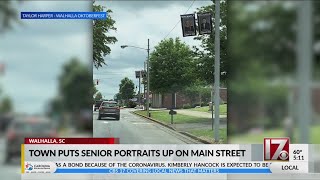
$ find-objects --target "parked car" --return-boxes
[98,101,120,120]
[0,113,13,132]
[5,116,57,163]
[94,100,103,111]
[79,109,92,131]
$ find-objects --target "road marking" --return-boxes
[132,122,152,125]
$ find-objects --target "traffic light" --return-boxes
[96,79,99,85]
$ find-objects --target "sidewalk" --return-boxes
[175,109,227,119]
[133,109,227,143]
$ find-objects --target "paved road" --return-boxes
[0,136,21,180]
[93,108,200,144]
[0,109,199,180]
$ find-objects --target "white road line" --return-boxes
[132,122,152,125]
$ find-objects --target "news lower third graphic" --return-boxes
[264,138,290,161]
[20,12,107,20]
[20,138,312,175]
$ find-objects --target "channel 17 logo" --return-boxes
[264,138,290,161]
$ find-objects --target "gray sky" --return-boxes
[93,0,213,99]
[0,0,213,114]
[0,1,91,114]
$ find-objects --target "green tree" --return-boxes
[94,92,103,101]
[182,82,211,107]
[114,93,121,101]
[150,37,195,94]
[92,80,98,103]
[0,96,13,113]
[0,1,20,32]
[93,80,98,97]
[46,96,63,117]
[58,58,92,113]
[194,0,227,85]
[118,77,135,104]
[93,2,118,68]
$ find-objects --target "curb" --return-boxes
[179,132,212,144]
[131,111,176,131]
[131,111,213,144]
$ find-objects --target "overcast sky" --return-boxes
[0,1,91,114]
[0,0,213,114]
[93,0,213,99]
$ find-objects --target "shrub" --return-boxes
[128,101,137,108]
[182,103,192,109]
[201,102,208,106]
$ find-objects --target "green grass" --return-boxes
[189,104,227,115]
[230,125,320,144]
[189,128,227,143]
[135,110,211,124]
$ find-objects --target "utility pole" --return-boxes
[213,0,220,143]
[147,39,150,117]
[297,0,312,144]
[143,61,146,110]
[138,71,141,106]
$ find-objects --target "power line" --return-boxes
[162,0,196,40]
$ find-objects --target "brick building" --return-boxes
[152,88,227,109]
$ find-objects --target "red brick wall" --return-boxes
[313,88,320,114]
[159,88,228,109]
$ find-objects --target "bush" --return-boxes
[192,103,200,108]
[128,101,137,108]
[201,102,208,106]
[183,103,192,109]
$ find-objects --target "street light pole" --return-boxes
[297,0,312,144]
[120,41,150,116]
[147,39,150,117]
[138,73,141,106]
[214,0,220,143]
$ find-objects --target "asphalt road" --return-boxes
[93,108,200,144]
[0,136,21,180]
[0,109,200,180]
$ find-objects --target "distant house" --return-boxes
[151,88,227,109]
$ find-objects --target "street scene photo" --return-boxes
[92,0,227,144]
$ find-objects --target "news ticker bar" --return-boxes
[21,138,320,174]
[21,12,107,19]
[23,161,310,174]
[53,168,272,174]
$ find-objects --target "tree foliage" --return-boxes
[0,96,13,113]
[94,92,103,101]
[0,1,20,32]
[118,77,135,103]
[193,0,227,85]
[93,2,118,68]
[150,38,195,93]
[226,1,318,134]
[58,58,92,113]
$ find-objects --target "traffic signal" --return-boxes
[96,79,99,85]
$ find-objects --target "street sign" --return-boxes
[180,14,197,37]
[198,12,213,35]
[135,71,141,78]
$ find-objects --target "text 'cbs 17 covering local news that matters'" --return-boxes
[21,138,313,175]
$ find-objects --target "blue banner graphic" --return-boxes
[54,168,272,174]
[21,12,107,20]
